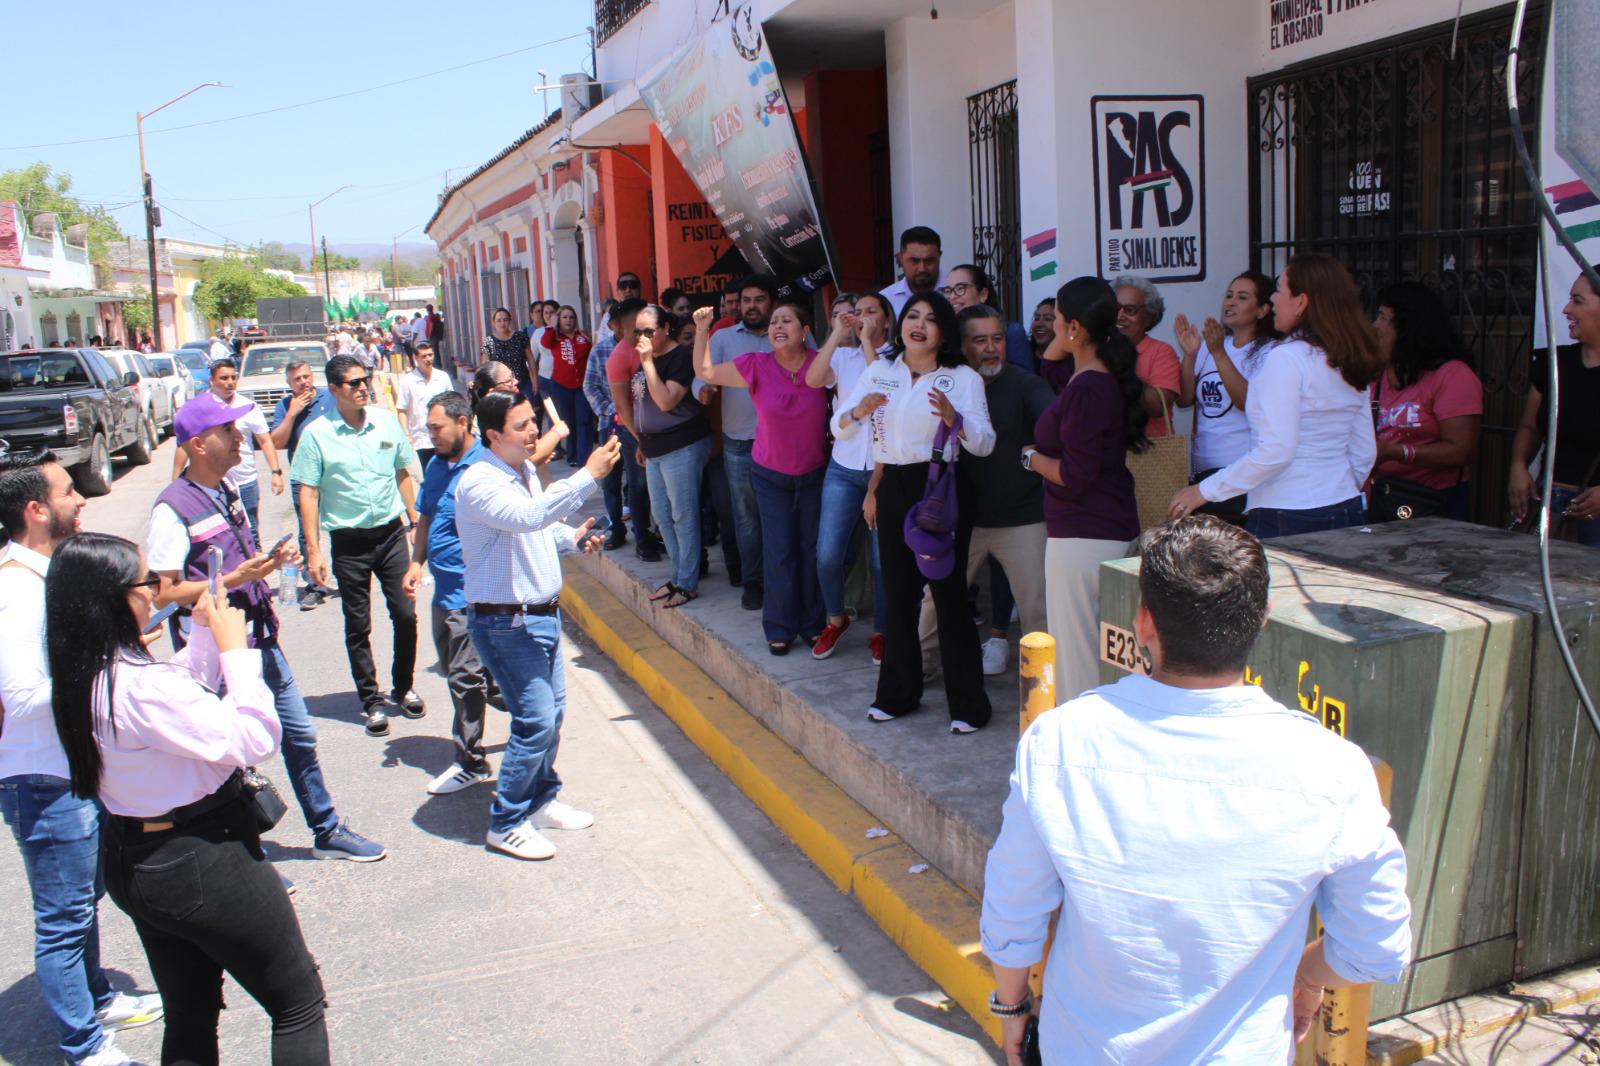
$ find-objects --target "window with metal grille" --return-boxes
[596,0,649,45]
[1248,5,1546,526]
[968,79,1022,324]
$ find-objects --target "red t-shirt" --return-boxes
[1371,359,1483,490]
[605,340,641,385]
[542,329,593,390]
[1135,335,1182,438]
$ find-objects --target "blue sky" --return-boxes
[4,1,595,256]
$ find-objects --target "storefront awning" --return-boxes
[568,82,655,146]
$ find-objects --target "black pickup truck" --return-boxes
[0,347,157,496]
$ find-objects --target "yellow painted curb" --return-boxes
[561,570,1003,1043]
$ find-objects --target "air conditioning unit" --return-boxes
[561,73,599,126]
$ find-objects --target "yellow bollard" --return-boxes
[1297,756,1394,1066]
[1018,631,1057,735]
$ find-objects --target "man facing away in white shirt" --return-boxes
[397,341,454,470]
[980,516,1411,1065]
[0,447,164,1065]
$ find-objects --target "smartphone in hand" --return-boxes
[206,546,224,598]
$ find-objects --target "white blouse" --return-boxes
[834,357,995,465]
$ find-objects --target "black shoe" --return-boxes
[604,531,628,551]
[636,541,664,563]
[551,447,566,461]
[700,550,710,579]
[741,584,763,611]
[299,588,326,611]
[392,689,426,719]
[363,706,391,737]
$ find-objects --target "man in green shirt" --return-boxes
[292,353,425,737]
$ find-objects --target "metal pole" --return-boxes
[322,237,332,302]
[137,113,162,351]
[1018,632,1057,735]
[308,204,319,297]
[391,237,399,304]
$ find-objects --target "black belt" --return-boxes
[330,517,403,542]
[471,598,560,616]
[115,769,244,833]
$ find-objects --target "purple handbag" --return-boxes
[903,413,962,580]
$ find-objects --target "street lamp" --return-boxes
[308,185,352,297]
[391,223,419,304]
[136,81,223,351]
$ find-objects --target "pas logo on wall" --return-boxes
[1091,95,1207,284]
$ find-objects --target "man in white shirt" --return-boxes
[206,334,230,364]
[397,341,454,469]
[0,447,163,1065]
[980,517,1411,1064]
[171,360,283,540]
[879,225,947,318]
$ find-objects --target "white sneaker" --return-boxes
[96,991,163,1031]
[531,799,594,831]
[486,821,557,860]
[426,765,493,795]
[950,720,979,735]
[79,1036,133,1066]
[981,637,1008,676]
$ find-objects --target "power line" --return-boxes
[0,31,589,152]
[155,204,247,248]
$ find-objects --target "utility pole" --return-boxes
[135,82,221,350]
[391,223,419,304]
[322,236,333,303]
[308,184,352,297]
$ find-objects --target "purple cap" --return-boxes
[902,513,955,581]
[175,393,252,444]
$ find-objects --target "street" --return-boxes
[0,441,994,1065]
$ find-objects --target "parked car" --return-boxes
[236,341,330,416]
[145,352,194,410]
[173,346,211,386]
[0,347,156,495]
[99,348,174,437]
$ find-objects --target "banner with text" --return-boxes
[1091,95,1207,284]
[638,4,834,299]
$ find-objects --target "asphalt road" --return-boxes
[0,437,995,1065]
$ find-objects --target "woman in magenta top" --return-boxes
[694,299,830,653]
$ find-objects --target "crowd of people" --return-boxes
[5,214,1599,1064]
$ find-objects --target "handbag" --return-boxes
[903,413,963,581]
[241,766,288,832]
[1369,476,1451,522]
[1128,401,1190,531]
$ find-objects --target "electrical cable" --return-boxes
[1506,0,1600,737]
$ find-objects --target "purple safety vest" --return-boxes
[154,476,278,647]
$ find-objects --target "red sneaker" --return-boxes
[869,632,884,666]
[812,619,849,660]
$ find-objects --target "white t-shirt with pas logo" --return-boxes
[398,367,455,450]
[1191,336,1275,473]
[833,357,996,465]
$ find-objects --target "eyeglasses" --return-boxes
[491,380,519,394]
[127,570,161,590]
[939,282,973,300]
[337,376,372,389]
[633,327,657,339]
[1118,303,1147,317]
[618,280,641,290]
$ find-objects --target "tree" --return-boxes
[309,250,360,273]
[255,241,302,271]
[192,257,307,323]
[121,285,152,333]
[0,163,125,265]
[377,257,439,288]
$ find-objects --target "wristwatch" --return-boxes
[1020,447,1036,471]
[271,468,283,476]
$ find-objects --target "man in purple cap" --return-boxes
[147,395,386,863]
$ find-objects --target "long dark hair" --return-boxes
[1057,277,1150,453]
[46,533,150,798]
[1285,254,1385,390]
[894,291,964,369]
[1231,271,1283,361]
[1375,280,1469,388]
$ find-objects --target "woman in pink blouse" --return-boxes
[46,532,330,1065]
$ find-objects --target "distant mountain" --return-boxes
[281,241,436,263]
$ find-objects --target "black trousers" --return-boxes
[873,462,991,727]
[104,793,328,1066]
[329,520,417,709]
[431,604,492,773]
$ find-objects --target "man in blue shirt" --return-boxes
[270,358,340,609]
[980,517,1411,1063]
[403,391,497,796]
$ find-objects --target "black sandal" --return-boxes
[768,640,791,656]
[649,582,677,602]
[663,588,698,609]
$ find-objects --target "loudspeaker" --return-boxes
[1554,0,1600,195]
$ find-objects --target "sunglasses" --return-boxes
[338,376,372,389]
[633,327,657,339]
[1118,304,1147,317]
[127,570,162,590]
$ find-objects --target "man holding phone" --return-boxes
[148,395,386,863]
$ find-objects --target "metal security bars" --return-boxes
[596,0,650,45]
[1248,5,1546,526]
[968,80,1022,324]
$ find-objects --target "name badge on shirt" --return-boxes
[931,373,956,393]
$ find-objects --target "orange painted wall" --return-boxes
[803,69,888,296]
[597,146,654,301]
[649,125,745,304]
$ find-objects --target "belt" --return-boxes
[471,598,560,616]
[330,517,403,541]
[117,769,244,834]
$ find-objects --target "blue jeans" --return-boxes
[548,380,595,467]
[1246,496,1366,539]
[703,450,740,581]
[0,776,114,1062]
[645,436,710,592]
[468,611,566,834]
[237,477,261,543]
[1551,486,1600,547]
[721,436,763,590]
[260,639,339,838]
[751,461,826,642]
[289,481,332,592]
[816,460,884,631]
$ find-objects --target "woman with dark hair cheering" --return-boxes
[1024,277,1149,702]
[834,292,996,732]
[1369,281,1483,521]
[1169,253,1383,538]
[46,532,329,1065]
